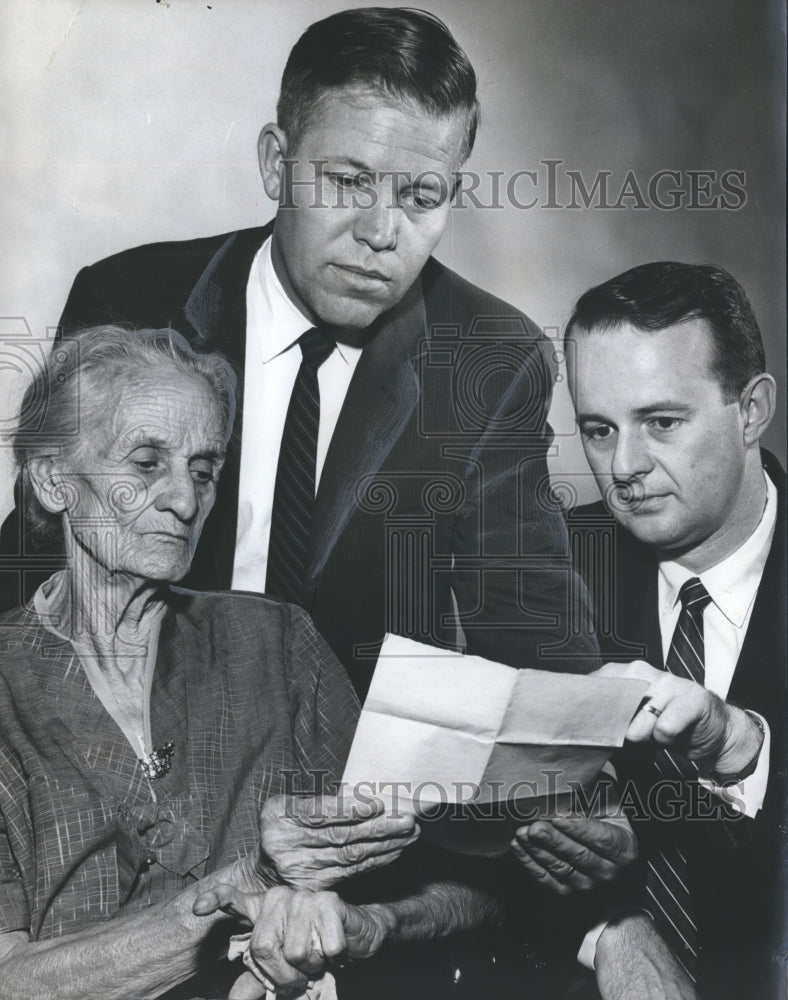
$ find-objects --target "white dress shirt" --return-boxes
[231,236,363,592]
[578,470,777,969]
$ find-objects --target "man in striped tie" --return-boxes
[513,262,785,999]
[4,9,600,998]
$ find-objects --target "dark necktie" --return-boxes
[646,577,712,982]
[265,328,335,604]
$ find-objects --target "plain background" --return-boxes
[0,0,785,517]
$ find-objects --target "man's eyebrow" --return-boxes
[324,157,374,172]
[324,158,441,184]
[577,403,695,424]
[631,403,694,417]
[191,449,226,463]
[577,412,613,425]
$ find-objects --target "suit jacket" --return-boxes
[568,451,787,999]
[1,223,599,696]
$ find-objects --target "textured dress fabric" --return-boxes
[0,583,358,942]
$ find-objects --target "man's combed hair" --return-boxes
[277,6,479,162]
[565,261,766,402]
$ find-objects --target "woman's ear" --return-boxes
[257,122,289,201]
[27,456,70,514]
[739,373,776,446]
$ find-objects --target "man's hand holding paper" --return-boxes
[597,660,766,783]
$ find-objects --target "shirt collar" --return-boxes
[252,235,353,365]
[659,471,777,628]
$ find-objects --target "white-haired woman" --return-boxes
[0,327,418,1000]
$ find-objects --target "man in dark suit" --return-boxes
[0,6,597,697]
[513,262,785,999]
[0,8,604,997]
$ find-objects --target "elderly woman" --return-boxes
[0,326,428,999]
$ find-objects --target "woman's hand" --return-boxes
[256,793,419,890]
[194,883,392,994]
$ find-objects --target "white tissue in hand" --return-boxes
[228,932,338,999]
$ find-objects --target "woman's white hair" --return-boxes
[13,324,237,545]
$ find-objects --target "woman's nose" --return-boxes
[154,470,199,522]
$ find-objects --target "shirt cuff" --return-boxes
[701,712,770,818]
[600,760,617,782]
[577,920,608,970]
[577,908,654,970]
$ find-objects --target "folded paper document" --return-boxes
[342,635,648,853]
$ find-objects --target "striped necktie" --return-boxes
[265,328,335,605]
[646,577,712,982]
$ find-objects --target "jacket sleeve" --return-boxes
[283,602,361,794]
[450,329,600,674]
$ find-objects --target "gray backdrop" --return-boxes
[1,0,785,516]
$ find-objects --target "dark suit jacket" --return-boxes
[568,451,787,999]
[1,223,599,696]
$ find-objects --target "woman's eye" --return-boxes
[190,462,216,485]
[129,449,159,472]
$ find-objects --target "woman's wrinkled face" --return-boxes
[56,368,226,583]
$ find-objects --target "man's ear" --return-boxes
[27,456,70,514]
[739,372,776,445]
[257,123,289,201]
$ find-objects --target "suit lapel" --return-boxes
[181,225,272,362]
[727,452,786,713]
[306,276,427,587]
[180,224,272,590]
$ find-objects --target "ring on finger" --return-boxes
[643,703,662,717]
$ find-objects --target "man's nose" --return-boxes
[155,470,199,523]
[352,199,398,252]
[610,429,652,482]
